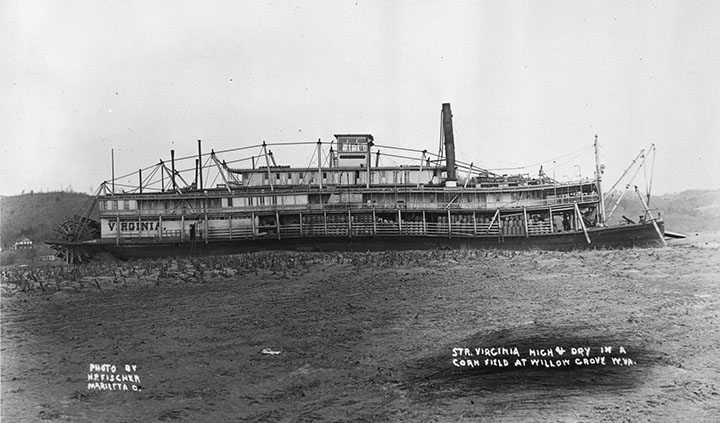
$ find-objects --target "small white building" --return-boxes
[12,237,33,250]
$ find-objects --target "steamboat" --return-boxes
[49,103,666,261]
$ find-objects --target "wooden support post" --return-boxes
[181,213,185,242]
[447,209,452,238]
[204,212,209,244]
[348,210,352,238]
[523,208,529,238]
[487,209,499,235]
[228,213,232,240]
[498,214,504,242]
[299,212,303,237]
[251,212,256,240]
[159,215,163,241]
[422,210,427,235]
[473,211,477,236]
[372,209,377,236]
[115,215,120,246]
[323,211,328,237]
[397,209,402,235]
[635,187,667,246]
[276,211,281,240]
[574,203,591,244]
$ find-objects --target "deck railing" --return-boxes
[102,200,585,243]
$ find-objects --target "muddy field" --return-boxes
[2,233,720,422]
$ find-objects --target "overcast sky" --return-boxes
[2,0,718,196]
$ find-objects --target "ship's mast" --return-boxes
[594,135,606,225]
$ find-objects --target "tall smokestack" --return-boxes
[442,103,456,181]
[171,149,176,191]
[195,159,199,189]
[198,139,203,190]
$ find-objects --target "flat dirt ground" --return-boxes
[2,233,720,422]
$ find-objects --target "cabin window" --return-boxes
[322,172,327,179]
[276,173,280,180]
[227,198,233,207]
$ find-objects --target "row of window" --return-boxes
[100,189,580,212]
[101,195,299,211]
[251,170,422,185]
[259,171,364,181]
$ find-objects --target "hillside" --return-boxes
[654,189,720,233]
[605,189,720,234]
[0,192,97,250]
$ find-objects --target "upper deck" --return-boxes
[98,178,600,218]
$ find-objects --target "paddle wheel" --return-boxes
[54,215,101,241]
[48,189,102,263]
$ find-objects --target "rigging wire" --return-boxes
[201,155,213,189]
[209,170,220,189]
[106,135,600,192]
[542,150,591,177]
[109,140,320,183]
[112,161,163,183]
[140,166,159,188]
[485,145,591,172]
[373,144,440,158]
